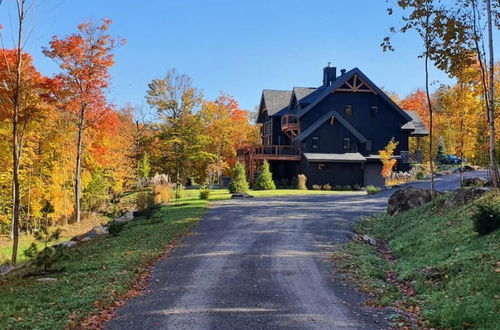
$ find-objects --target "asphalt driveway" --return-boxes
[107,171,486,330]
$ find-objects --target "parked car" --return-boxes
[442,155,463,164]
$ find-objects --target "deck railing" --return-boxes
[237,145,300,159]
[281,114,299,131]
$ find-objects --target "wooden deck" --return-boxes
[237,145,300,185]
[237,145,301,161]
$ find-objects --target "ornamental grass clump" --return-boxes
[229,163,249,194]
[297,174,307,190]
[254,161,276,190]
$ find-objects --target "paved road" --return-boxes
[107,171,486,330]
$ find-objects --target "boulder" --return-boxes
[0,265,16,276]
[387,187,437,216]
[111,211,134,224]
[362,235,377,246]
[443,187,490,209]
[231,193,254,199]
[460,165,476,172]
[71,225,109,242]
[37,277,57,283]
[53,241,77,248]
[462,177,488,187]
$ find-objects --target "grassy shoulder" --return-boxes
[0,199,207,329]
[332,191,500,329]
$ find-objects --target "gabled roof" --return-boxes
[293,87,317,104]
[304,152,366,162]
[401,111,429,136]
[262,89,292,116]
[297,68,413,123]
[295,110,367,143]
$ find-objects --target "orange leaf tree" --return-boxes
[43,19,123,223]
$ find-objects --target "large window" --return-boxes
[345,104,353,117]
[312,136,320,150]
[343,138,351,150]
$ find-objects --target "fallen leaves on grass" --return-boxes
[72,238,186,329]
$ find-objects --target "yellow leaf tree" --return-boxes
[379,138,399,184]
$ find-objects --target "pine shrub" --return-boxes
[366,185,381,195]
[229,163,249,194]
[254,161,276,190]
[472,203,500,236]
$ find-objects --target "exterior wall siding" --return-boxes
[300,91,410,154]
[300,158,363,188]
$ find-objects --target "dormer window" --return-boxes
[345,105,353,117]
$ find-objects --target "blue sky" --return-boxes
[1,0,496,112]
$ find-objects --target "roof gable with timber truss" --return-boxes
[297,68,413,123]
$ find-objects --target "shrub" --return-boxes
[416,171,425,180]
[254,161,276,190]
[353,184,362,191]
[277,178,290,189]
[81,170,113,212]
[229,163,249,193]
[23,226,64,272]
[334,185,342,191]
[312,184,321,190]
[199,189,210,200]
[297,174,307,190]
[108,221,126,236]
[322,184,332,191]
[153,184,172,204]
[136,192,154,211]
[366,185,381,195]
[343,185,351,191]
[472,203,500,236]
[199,184,211,200]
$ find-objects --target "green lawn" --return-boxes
[183,188,363,201]
[0,200,207,329]
[332,191,500,329]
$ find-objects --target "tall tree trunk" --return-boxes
[424,13,435,196]
[486,0,499,187]
[10,0,25,266]
[74,103,86,223]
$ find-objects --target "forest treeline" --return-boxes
[0,20,258,245]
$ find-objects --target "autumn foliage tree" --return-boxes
[0,0,54,265]
[43,19,123,223]
[379,139,399,184]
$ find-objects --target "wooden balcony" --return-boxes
[237,145,301,161]
[281,114,300,132]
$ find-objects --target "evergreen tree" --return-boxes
[138,152,151,178]
[436,136,447,163]
[254,161,276,190]
[228,163,249,194]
